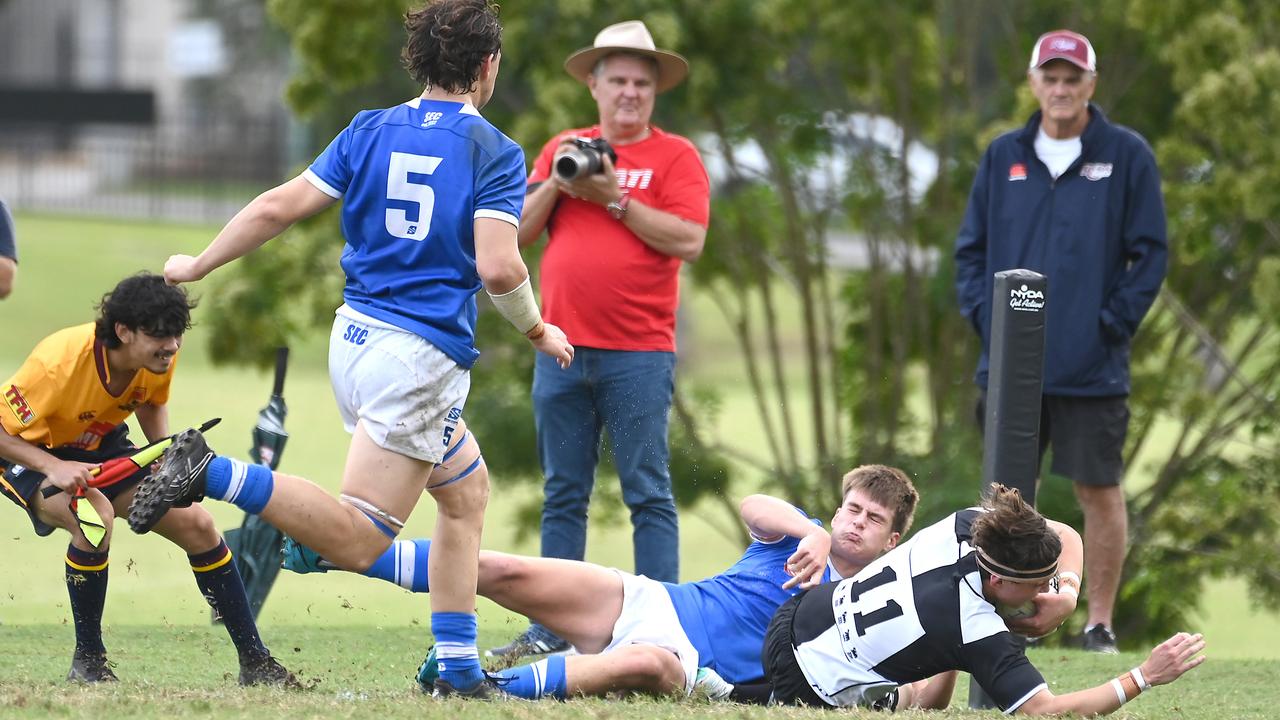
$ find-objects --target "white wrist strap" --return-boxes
[1110,678,1128,706]
[1056,571,1081,598]
[486,276,542,335]
[1131,667,1151,691]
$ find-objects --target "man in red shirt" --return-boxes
[498,20,710,657]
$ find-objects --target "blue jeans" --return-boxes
[532,348,679,582]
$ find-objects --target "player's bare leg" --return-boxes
[425,451,488,616]
[1075,482,1126,644]
[35,487,116,553]
[256,422,432,570]
[561,645,685,697]
[126,418,491,695]
[282,521,628,648]
[477,553,624,652]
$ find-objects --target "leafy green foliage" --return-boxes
[196,0,1280,646]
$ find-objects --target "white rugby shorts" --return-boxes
[601,570,700,693]
[328,304,469,463]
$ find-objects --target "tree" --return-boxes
[1110,0,1280,642]
[204,0,1279,645]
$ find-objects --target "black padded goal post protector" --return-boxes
[981,269,1047,505]
[970,269,1046,711]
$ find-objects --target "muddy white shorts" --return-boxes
[601,570,700,693]
[329,304,469,463]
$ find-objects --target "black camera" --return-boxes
[554,137,618,181]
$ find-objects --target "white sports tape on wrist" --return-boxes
[486,276,542,335]
[1110,678,1128,705]
[1131,667,1151,691]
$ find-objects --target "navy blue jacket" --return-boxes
[954,105,1167,396]
[0,199,15,261]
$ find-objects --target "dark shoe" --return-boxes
[432,675,509,700]
[128,428,213,534]
[415,646,439,694]
[1082,624,1119,654]
[67,650,118,683]
[485,625,570,658]
[239,655,300,687]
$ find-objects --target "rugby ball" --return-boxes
[997,601,1036,621]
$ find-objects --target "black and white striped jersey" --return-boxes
[788,508,1047,713]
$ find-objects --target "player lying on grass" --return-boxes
[0,273,294,685]
[285,465,969,704]
[751,485,1202,715]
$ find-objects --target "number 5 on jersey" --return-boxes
[386,151,443,240]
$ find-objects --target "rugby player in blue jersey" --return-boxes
[132,0,573,699]
[283,464,921,700]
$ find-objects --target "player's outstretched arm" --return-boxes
[1014,632,1206,716]
[740,494,831,589]
[476,217,573,368]
[901,671,959,710]
[164,175,337,285]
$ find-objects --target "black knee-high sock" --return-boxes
[65,545,109,656]
[190,540,268,662]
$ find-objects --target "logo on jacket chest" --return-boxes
[1080,163,1113,181]
[1008,163,1028,182]
[117,387,147,413]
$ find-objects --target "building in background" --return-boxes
[0,0,293,222]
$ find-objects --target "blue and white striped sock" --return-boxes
[364,538,431,592]
[432,611,483,690]
[495,655,567,700]
[205,457,274,514]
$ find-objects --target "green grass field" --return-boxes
[1,213,1277,717]
[1,624,1273,719]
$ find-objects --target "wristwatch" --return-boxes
[606,194,631,220]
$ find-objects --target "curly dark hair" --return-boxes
[402,0,503,94]
[971,484,1061,578]
[94,272,196,348]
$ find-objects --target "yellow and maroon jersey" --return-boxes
[1,323,176,451]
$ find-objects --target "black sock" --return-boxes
[65,545,109,656]
[730,681,774,705]
[190,539,268,662]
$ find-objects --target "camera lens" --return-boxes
[555,151,589,181]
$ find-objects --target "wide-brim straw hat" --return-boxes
[563,20,689,93]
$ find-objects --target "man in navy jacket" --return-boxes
[954,29,1167,654]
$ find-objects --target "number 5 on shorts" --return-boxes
[386,151,443,240]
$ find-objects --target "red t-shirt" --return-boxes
[529,126,710,352]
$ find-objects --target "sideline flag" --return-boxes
[223,347,291,619]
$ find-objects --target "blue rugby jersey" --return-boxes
[664,507,841,683]
[305,99,526,368]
